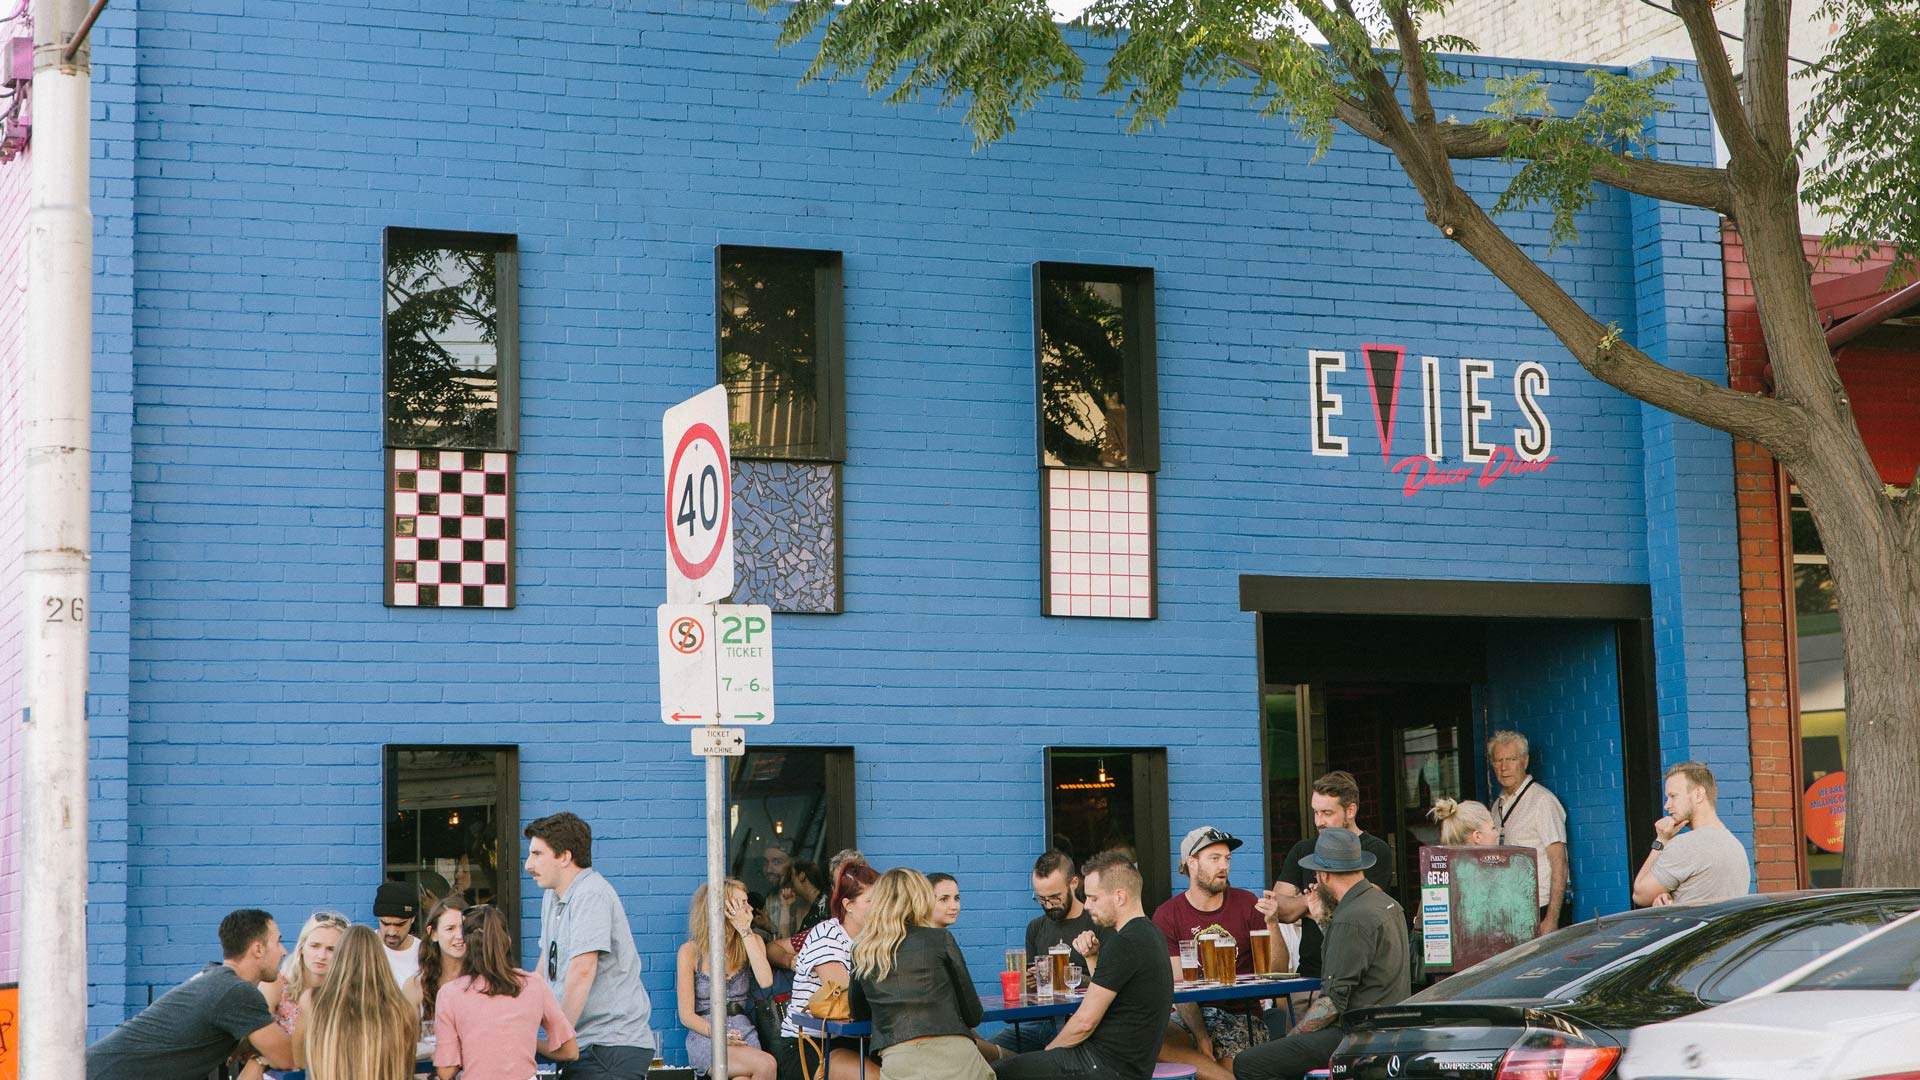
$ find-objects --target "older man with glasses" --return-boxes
[989,851,1113,1055]
[1487,731,1570,934]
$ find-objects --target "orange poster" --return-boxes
[0,982,16,1080]
[1804,770,1847,854]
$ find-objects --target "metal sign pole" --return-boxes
[705,698,729,1080]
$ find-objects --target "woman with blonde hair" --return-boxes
[261,911,349,1033]
[849,868,990,1080]
[677,879,777,1080]
[293,924,419,1080]
[403,895,468,1021]
[1429,798,1501,846]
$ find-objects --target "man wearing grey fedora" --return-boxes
[1230,830,1409,1080]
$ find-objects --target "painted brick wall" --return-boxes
[1627,60,1751,846]
[98,0,1737,1045]
[1485,620,1630,918]
[0,138,26,985]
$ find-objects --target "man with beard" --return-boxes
[373,880,423,986]
[1233,831,1408,1080]
[1151,827,1277,1080]
[991,851,1111,1054]
[1260,772,1393,982]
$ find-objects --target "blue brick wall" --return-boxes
[76,0,1745,1048]
[1628,60,1751,844]
[1485,620,1631,918]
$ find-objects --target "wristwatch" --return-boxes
[1650,840,1666,852]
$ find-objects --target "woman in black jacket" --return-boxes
[849,869,992,1080]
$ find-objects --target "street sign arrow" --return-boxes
[715,604,774,725]
[658,604,718,725]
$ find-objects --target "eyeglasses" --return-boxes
[1032,892,1068,906]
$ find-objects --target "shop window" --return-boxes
[718,247,844,614]
[1791,489,1845,887]
[1035,264,1158,619]
[383,229,519,609]
[726,747,856,925]
[384,746,520,937]
[1044,748,1169,913]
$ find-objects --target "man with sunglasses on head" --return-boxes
[526,812,655,1080]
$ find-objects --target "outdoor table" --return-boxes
[795,974,1322,1080]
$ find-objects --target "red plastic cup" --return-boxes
[999,969,1022,1004]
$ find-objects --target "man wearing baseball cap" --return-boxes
[373,881,422,986]
[1150,826,1280,1080]
[1232,829,1408,1080]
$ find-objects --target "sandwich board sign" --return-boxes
[663,385,734,605]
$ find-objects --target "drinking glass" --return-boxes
[1035,955,1055,1000]
[1066,964,1084,993]
[1005,946,1026,973]
[1178,940,1201,983]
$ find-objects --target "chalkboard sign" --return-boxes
[1418,845,1538,973]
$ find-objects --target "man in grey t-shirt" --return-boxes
[526,812,654,1080]
[1634,761,1753,907]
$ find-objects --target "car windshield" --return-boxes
[1783,918,1920,992]
[1412,913,1704,1002]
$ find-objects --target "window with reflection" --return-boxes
[726,747,855,928]
[383,230,518,451]
[384,746,519,935]
[1045,748,1169,912]
[1036,265,1157,470]
[1792,490,1845,887]
[718,247,844,461]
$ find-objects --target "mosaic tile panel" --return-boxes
[387,448,514,609]
[1045,468,1153,619]
[733,460,840,614]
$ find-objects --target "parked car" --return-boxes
[1618,907,1920,1080]
[1325,890,1920,1080]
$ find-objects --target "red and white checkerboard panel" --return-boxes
[1046,468,1153,619]
[388,448,514,609]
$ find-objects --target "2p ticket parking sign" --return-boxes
[657,603,775,726]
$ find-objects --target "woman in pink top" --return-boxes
[433,905,580,1080]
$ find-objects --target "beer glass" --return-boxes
[1214,936,1238,983]
[1196,934,1219,984]
[1035,954,1055,1001]
[1005,946,1026,973]
[1249,928,1273,975]
[1050,943,1071,995]
[1178,940,1201,983]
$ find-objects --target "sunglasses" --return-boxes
[311,911,350,928]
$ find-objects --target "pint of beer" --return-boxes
[1249,929,1273,975]
[1049,943,1071,994]
[1212,935,1237,984]
[1178,940,1201,982]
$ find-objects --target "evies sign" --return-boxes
[1308,343,1557,497]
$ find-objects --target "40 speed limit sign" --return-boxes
[663,385,735,604]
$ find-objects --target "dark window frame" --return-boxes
[1032,262,1160,473]
[1043,746,1171,914]
[382,744,521,941]
[714,245,847,463]
[726,746,858,884]
[381,227,520,452]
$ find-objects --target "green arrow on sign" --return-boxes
[733,712,766,722]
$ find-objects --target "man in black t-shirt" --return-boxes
[1259,771,1394,981]
[994,850,1115,1054]
[87,909,294,1080]
[995,851,1173,1080]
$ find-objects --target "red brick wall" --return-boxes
[1724,224,1910,891]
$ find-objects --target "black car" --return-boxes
[1328,889,1920,1080]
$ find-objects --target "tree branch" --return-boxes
[1440,198,1807,453]
[1673,0,1762,164]
[1742,0,1793,159]
[1433,121,1736,213]
[1387,2,1436,129]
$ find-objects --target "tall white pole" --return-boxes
[22,1,94,1077]
[705,728,728,1080]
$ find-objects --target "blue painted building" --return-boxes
[0,0,1749,1050]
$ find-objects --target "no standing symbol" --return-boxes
[669,616,704,654]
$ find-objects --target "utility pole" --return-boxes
[23,0,96,1076]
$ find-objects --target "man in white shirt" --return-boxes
[1488,731,1571,935]
[374,881,422,985]
[1634,761,1753,907]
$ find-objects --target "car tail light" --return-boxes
[1853,1074,1920,1080]
[1494,1042,1621,1080]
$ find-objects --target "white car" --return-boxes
[1620,907,1920,1080]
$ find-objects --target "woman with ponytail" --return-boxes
[1427,798,1501,847]
[431,904,579,1080]
[294,924,419,1080]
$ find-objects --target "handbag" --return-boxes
[806,976,851,1021]
[748,981,785,1053]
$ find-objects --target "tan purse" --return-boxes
[806,976,851,1021]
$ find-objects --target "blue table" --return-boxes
[796,975,1323,1076]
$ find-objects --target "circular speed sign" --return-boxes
[666,421,732,580]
